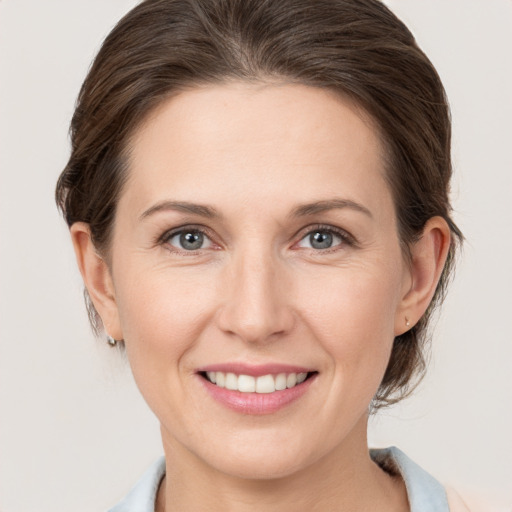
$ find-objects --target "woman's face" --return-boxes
[106,83,412,478]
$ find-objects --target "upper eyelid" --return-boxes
[293,224,356,245]
[159,224,215,242]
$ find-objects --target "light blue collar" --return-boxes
[371,446,449,512]
[108,456,165,512]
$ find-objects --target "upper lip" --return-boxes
[196,363,315,377]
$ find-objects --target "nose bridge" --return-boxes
[217,242,293,343]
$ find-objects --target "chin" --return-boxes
[210,454,308,481]
[195,432,321,481]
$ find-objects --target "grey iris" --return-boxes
[310,231,333,249]
[180,231,204,250]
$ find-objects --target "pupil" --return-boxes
[310,231,332,249]
[180,231,203,250]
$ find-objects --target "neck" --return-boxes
[156,417,408,512]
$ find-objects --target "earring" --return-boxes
[106,334,118,347]
[405,317,411,327]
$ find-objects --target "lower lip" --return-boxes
[199,374,317,415]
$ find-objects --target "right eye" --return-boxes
[164,229,213,251]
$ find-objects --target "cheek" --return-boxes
[113,263,217,377]
[111,265,223,428]
[297,262,402,377]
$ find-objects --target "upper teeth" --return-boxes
[206,372,308,393]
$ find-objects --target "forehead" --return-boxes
[123,82,392,219]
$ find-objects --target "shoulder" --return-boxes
[371,447,500,512]
[445,487,506,512]
[371,446,450,512]
[446,488,472,512]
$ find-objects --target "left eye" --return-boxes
[297,229,343,250]
[166,230,212,251]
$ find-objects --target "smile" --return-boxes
[197,364,318,414]
[204,371,309,393]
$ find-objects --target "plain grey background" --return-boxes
[1,1,511,510]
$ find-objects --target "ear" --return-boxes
[395,216,451,335]
[70,222,123,340]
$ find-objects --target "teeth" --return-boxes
[225,372,238,390]
[275,373,287,391]
[286,373,297,388]
[297,372,307,384]
[256,374,275,393]
[238,374,256,392]
[215,372,225,388]
[205,371,310,393]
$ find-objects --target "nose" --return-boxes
[216,248,295,345]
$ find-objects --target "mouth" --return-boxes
[196,364,318,414]
[199,370,316,394]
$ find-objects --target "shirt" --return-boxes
[108,446,469,512]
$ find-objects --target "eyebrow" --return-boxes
[291,198,373,218]
[139,200,220,221]
[139,198,372,221]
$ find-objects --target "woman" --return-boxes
[56,0,467,510]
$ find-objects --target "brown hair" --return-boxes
[56,0,462,408]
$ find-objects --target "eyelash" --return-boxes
[158,223,356,254]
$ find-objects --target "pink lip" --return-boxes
[197,369,317,415]
[196,363,314,377]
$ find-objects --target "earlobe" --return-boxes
[395,216,451,335]
[70,222,123,340]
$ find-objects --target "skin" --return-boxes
[71,83,450,511]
